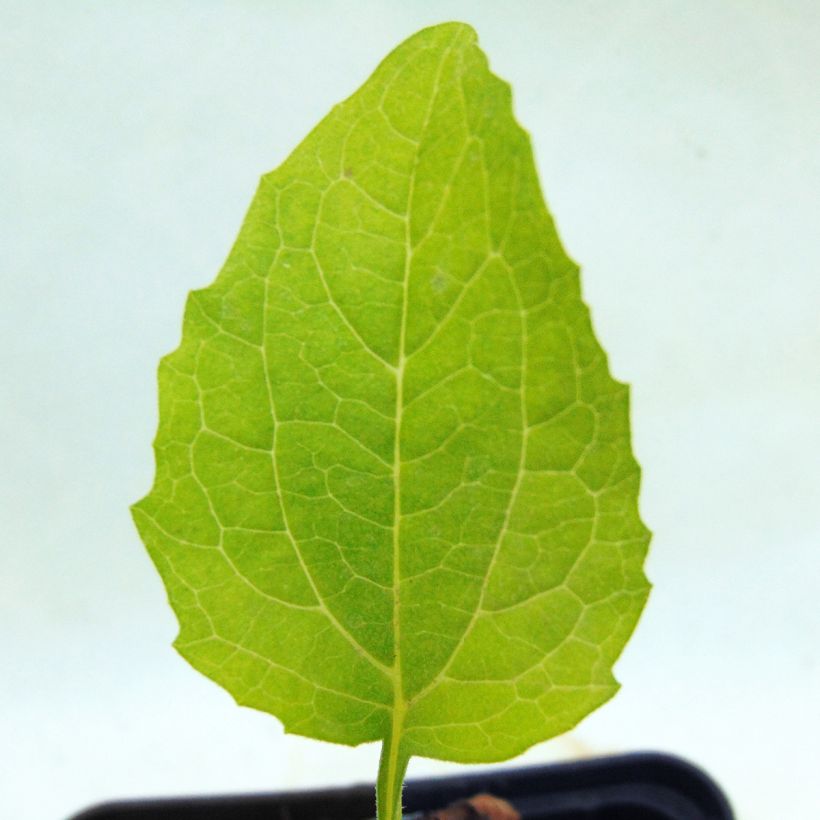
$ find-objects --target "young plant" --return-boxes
[132,21,649,820]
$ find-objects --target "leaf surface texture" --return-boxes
[133,22,650,764]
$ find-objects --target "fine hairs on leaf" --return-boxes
[132,21,650,820]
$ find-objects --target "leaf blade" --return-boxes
[133,20,650,766]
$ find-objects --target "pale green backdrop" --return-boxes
[1,2,818,819]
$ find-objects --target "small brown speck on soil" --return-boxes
[421,792,520,820]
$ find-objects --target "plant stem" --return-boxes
[376,730,410,820]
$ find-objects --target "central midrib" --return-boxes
[384,36,460,812]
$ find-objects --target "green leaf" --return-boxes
[132,21,650,820]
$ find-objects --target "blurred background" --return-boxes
[1,1,818,818]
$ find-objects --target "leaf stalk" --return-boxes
[376,729,410,820]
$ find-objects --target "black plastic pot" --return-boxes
[69,752,733,820]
